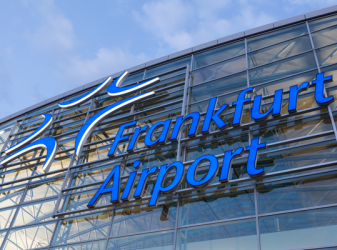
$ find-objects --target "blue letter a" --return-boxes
[87,165,121,208]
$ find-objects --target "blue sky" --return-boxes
[0,0,335,119]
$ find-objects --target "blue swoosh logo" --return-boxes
[1,137,58,173]
[58,77,113,108]
[5,114,53,155]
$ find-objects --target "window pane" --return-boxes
[193,40,245,69]
[259,140,337,175]
[145,57,190,78]
[186,134,249,161]
[260,206,337,250]
[50,240,106,250]
[253,113,333,145]
[111,200,177,236]
[52,212,112,245]
[24,179,63,202]
[125,150,177,175]
[316,43,337,66]
[249,52,317,85]
[312,25,337,48]
[176,219,257,250]
[0,186,25,208]
[0,207,16,229]
[135,90,183,112]
[190,72,247,103]
[248,35,312,68]
[3,222,56,249]
[258,172,337,214]
[108,231,174,250]
[192,55,246,85]
[250,70,318,98]
[179,188,255,226]
[247,23,307,51]
[309,14,337,31]
[13,198,58,227]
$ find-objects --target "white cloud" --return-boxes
[27,0,75,52]
[58,47,149,84]
[133,0,276,52]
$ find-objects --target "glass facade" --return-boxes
[0,11,337,250]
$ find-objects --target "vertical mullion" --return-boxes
[176,65,190,161]
[306,21,337,142]
[172,196,180,250]
[104,209,115,250]
[254,182,261,250]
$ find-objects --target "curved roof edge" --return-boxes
[1,4,337,125]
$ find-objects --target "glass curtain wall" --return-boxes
[0,13,337,250]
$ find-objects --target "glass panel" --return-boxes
[17,117,44,132]
[0,186,25,208]
[248,35,312,68]
[70,163,119,188]
[125,149,177,175]
[48,119,84,136]
[259,206,337,250]
[258,172,337,214]
[190,72,247,103]
[24,179,63,202]
[176,219,257,250]
[193,40,245,69]
[0,207,16,229]
[0,121,15,147]
[186,134,249,161]
[247,23,307,51]
[249,52,317,85]
[142,73,185,93]
[0,231,7,249]
[58,136,76,151]
[93,93,134,109]
[179,187,255,226]
[111,200,177,236]
[321,63,337,88]
[3,222,56,249]
[137,108,181,127]
[192,55,246,85]
[52,212,112,245]
[250,70,318,98]
[259,139,337,175]
[0,165,34,184]
[316,43,337,66]
[309,15,337,31]
[253,113,333,145]
[312,25,337,48]
[62,190,111,211]
[50,240,106,250]
[13,198,58,226]
[145,57,191,78]
[135,90,183,111]
[78,144,111,164]
[108,231,174,250]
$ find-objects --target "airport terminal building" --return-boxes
[0,5,337,250]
